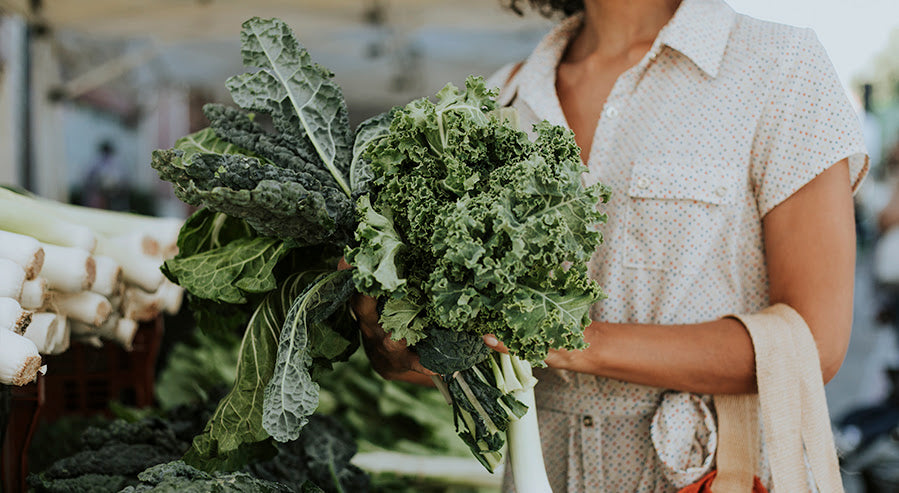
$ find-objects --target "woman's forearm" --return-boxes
[546,317,758,394]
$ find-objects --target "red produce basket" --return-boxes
[1,318,164,493]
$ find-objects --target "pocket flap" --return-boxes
[628,164,736,205]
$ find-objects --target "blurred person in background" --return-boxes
[82,138,129,211]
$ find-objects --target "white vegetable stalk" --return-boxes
[0,190,97,251]
[41,244,96,292]
[44,198,183,254]
[90,255,122,297]
[0,258,26,299]
[157,279,185,315]
[505,356,552,493]
[103,316,138,350]
[122,286,162,322]
[71,315,138,350]
[23,312,61,354]
[52,291,112,327]
[96,232,160,258]
[94,245,164,293]
[46,314,70,355]
[0,297,32,334]
[0,329,42,385]
[19,278,49,309]
[0,230,44,279]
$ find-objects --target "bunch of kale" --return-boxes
[149,15,609,475]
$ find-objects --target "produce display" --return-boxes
[28,400,365,492]
[0,187,185,384]
[149,15,610,492]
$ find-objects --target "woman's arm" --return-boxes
[878,179,899,232]
[527,159,856,394]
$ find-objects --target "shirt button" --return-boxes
[604,105,619,119]
[715,186,728,197]
[648,52,657,61]
[583,415,594,428]
[636,177,650,189]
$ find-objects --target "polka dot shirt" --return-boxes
[487,0,868,491]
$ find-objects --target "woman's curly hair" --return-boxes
[505,0,584,17]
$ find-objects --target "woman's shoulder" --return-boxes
[728,13,826,66]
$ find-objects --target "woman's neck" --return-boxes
[566,0,682,62]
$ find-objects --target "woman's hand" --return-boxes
[338,258,435,385]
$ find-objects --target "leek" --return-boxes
[0,258,26,299]
[0,297,32,334]
[0,329,42,385]
[0,230,44,279]
[19,278,49,310]
[41,244,96,293]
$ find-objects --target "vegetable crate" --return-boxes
[1,318,163,493]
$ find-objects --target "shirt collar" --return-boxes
[657,0,737,78]
[512,0,737,126]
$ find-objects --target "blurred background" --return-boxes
[1,0,899,491]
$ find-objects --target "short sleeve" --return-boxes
[750,28,869,217]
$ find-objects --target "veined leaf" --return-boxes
[227,17,353,198]
[183,272,321,472]
[379,297,428,345]
[163,237,291,304]
[350,107,397,195]
[263,269,355,442]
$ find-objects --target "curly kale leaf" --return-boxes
[350,107,398,196]
[355,76,610,365]
[345,194,406,298]
[415,326,490,375]
[378,296,428,345]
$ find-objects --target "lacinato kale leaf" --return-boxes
[121,461,293,492]
[151,17,361,248]
[415,326,490,375]
[262,269,355,442]
[183,272,322,472]
[226,17,353,198]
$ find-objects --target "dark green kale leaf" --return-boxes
[28,419,189,493]
[226,17,353,198]
[120,460,292,492]
[202,104,329,185]
[163,236,291,304]
[263,269,355,442]
[415,326,491,375]
[183,271,324,472]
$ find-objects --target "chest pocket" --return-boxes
[624,163,737,272]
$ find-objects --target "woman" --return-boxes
[352,0,869,490]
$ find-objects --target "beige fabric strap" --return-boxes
[712,304,844,493]
[713,394,758,491]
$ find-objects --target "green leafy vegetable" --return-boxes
[415,327,490,375]
[263,269,355,442]
[183,273,320,471]
[120,461,293,492]
[346,76,610,474]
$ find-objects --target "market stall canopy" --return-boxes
[0,0,552,113]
